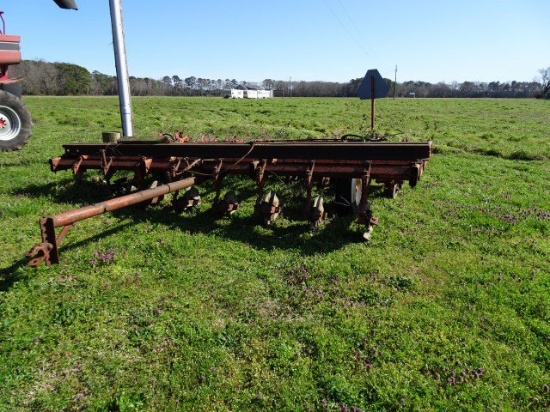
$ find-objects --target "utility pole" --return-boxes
[394,65,397,98]
[289,77,292,98]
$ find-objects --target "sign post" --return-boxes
[357,69,389,133]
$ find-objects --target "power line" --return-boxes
[336,0,369,49]
[320,0,369,57]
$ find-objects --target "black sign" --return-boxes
[357,69,389,100]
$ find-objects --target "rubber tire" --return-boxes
[335,177,361,215]
[0,90,32,152]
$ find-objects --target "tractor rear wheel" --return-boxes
[0,90,32,152]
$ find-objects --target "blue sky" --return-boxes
[3,0,549,84]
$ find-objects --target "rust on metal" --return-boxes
[212,190,239,216]
[26,176,199,266]
[55,141,431,161]
[27,138,432,266]
[309,195,327,228]
[258,191,282,225]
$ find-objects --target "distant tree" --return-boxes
[172,75,183,94]
[12,60,59,95]
[430,82,453,98]
[91,70,117,95]
[343,77,362,97]
[488,81,501,95]
[184,76,196,90]
[537,67,550,98]
[197,78,206,91]
[274,80,287,96]
[8,58,549,98]
[133,77,165,96]
[262,79,275,90]
[54,62,91,95]
[459,81,478,96]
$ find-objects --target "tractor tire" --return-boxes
[0,90,32,152]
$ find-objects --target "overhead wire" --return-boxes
[320,0,369,57]
[336,0,370,50]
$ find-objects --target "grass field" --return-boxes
[1,96,549,411]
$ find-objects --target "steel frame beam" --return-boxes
[57,141,431,161]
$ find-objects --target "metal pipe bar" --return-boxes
[59,141,432,161]
[50,155,423,183]
[26,176,200,267]
[109,0,134,136]
[51,176,197,228]
[51,156,423,171]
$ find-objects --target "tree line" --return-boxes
[11,60,550,99]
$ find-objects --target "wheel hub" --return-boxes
[0,107,21,141]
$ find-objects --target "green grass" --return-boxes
[1,97,549,411]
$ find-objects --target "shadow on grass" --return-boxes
[13,176,113,206]
[0,223,133,292]
[110,199,368,256]
[7,175,384,284]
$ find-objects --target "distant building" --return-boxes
[257,89,272,99]
[230,89,244,98]
[244,87,258,99]
[230,84,273,99]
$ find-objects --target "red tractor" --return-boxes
[0,0,77,152]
